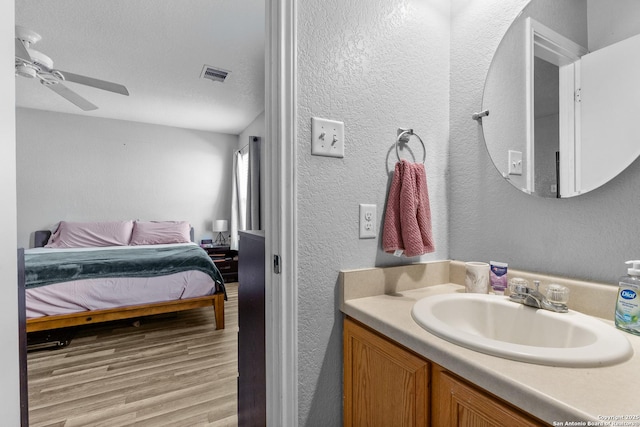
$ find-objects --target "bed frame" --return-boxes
[26,230,225,333]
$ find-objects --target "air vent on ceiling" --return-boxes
[200,65,230,83]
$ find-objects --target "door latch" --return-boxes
[273,255,281,274]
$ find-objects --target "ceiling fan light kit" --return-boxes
[15,63,36,79]
[14,25,129,111]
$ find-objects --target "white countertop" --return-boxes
[340,263,640,425]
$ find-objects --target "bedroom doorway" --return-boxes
[4,0,296,424]
[11,0,303,425]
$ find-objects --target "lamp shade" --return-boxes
[212,219,228,232]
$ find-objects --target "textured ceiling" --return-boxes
[15,0,265,134]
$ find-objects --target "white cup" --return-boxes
[465,262,490,294]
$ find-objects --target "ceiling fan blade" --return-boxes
[56,70,129,96]
[47,83,98,111]
[15,38,32,62]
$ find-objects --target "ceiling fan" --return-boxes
[14,26,129,111]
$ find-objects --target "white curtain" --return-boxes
[230,148,248,250]
[246,136,261,230]
[230,136,261,250]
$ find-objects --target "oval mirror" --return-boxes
[481,0,640,198]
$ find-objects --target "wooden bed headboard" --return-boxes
[33,227,195,248]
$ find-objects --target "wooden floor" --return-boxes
[27,283,239,427]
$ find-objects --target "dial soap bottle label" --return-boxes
[616,286,640,328]
[615,261,640,336]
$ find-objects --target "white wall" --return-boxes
[296,0,450,424]
[238,110,265,150]
[0,1,20,424]
[450,0,640,284]
[16,108,238,247]
[588,0,640,50]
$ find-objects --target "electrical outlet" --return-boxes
[359,204,377,239]
[311,117,345,158]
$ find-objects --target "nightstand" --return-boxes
[205,246,238,282]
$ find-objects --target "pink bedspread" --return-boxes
[24,243,218,318]
[26,270,217,318]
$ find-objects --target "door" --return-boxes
[579,33,640,193]
[343,318,429,427]
[431,365,544,427]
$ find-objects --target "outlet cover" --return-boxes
[359,204,376,239]
[311,117,345,158]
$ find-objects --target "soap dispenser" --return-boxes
[615,260,640,336]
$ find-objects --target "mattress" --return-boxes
[25,243,220,319]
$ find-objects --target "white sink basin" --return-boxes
[411,293,633,367]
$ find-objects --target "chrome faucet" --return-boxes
[508,280,569,313]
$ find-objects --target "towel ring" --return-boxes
[395,128,426,164]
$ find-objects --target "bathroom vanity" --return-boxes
[344,317,544,426]
[340,260,640,425]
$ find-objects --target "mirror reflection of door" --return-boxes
[527,17,586,198]
[579,33,640,193]
[534,57,560,198]
[531,27,640,198]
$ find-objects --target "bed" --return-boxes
[24,220,226,334]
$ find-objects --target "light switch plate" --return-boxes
[311,117,345,158]
[508,150,523,175]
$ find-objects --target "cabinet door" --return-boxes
[432,365,546,427]
[343,317,429,427]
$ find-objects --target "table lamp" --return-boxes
[212,219,228,245]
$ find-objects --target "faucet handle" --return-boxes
[508,278,529,295]
[546,284,570,305]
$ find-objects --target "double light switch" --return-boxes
[311,117,345,158]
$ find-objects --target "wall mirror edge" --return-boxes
[481,0,640,199]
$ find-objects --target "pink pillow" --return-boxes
[129,221,191,245]
[45,221,134,248]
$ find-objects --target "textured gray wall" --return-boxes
[296,0,640,423]
[296,0,450,424]
[450,0,640,285]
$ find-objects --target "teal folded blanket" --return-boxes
[25,245,226,299]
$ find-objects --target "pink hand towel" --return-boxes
[382,161,405,253]
[383,160,435,257]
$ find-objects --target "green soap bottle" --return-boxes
[615,260,640,336]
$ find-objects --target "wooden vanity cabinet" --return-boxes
[343,317,429,427]
[431,364,545,427]
[343,317,549,427]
